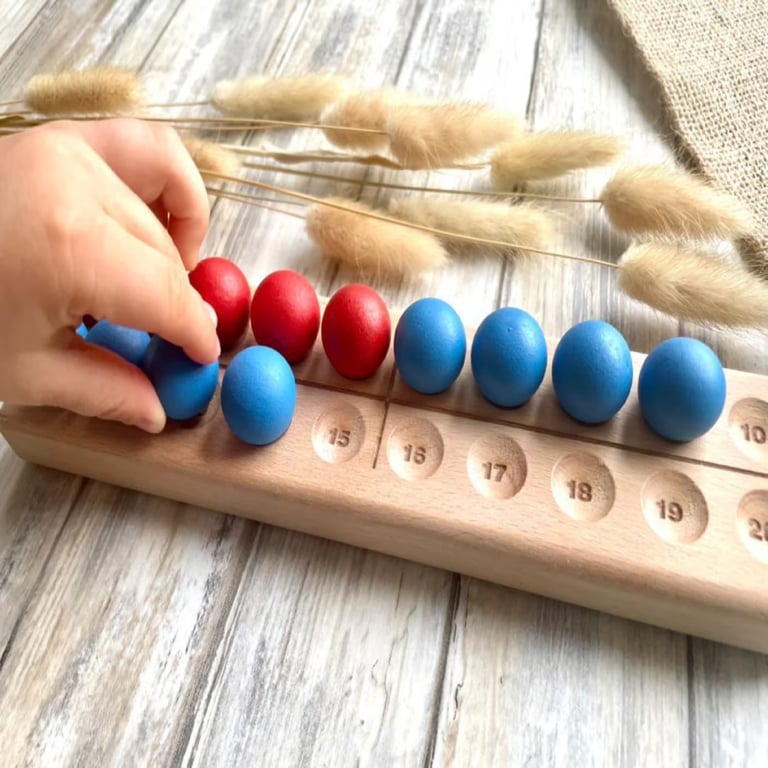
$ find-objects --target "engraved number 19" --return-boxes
[657,499,683,522]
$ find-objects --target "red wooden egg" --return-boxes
[250,270,320,364]
[321,284,391,379]
[189,257,251,351]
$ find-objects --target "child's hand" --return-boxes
[0,119,219,433]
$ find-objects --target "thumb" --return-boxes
[40,343,167,432]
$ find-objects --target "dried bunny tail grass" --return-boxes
[387,102,523,169]
[601,164,755,241]
[490,129,625,187]
[211,73,350,121]
[387,197,553,257]
[182,137,240,177]
[305,196,448,276]
[24,66,143,114]
[319,88,422,151]
[618,242,768,327]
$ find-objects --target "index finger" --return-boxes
[74,118,210,270]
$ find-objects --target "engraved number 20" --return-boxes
[748,518,767,541]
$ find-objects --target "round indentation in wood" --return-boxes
[736,490,768,564]
[551,452,615,521]
[311,402,366,463]
[466,433,527,500]
[387,418,444,480]
[728,398,768,465]
[641,470,708,544]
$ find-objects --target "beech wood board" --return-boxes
[3,315,768,654]
[2,0,768,765]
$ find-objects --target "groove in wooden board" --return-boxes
[183,525,454,767]
[0,479,256,766]
[391,331,768,478]
[3,386,768,652]
[430,581,688,767]
[212,300,768,477]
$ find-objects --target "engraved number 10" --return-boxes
[741,423,767,444]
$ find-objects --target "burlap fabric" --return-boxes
[606,1,768,270]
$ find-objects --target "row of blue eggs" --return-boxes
[79,320,295,445]
[394,299,726,443]
[79,294,728,448]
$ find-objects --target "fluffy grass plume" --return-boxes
[182,137,240,178]
[387,102,522,169]
[387,197,552,257]
[320,88,411,151]
[24,66,143,114]
[490,129,624,187]
[618,242,768,327]
[305,196,447,276]
[601,165,754,241]
[212,73,349,121]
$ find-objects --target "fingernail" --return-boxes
[203,301,218,328]
[137,415,165,434]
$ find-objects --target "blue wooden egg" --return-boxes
[394,297,466,394]
[221,345,297,445]
[638,337,726,442]
[143,336,219,421]
[552,320,633,424]
[76,322,88,339]
[86,320,151,367]
[471,307,547,407]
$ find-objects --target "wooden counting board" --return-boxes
[2,310,768,654]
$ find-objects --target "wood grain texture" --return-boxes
[430,581,688,767]
[690,638,768,767]
[0,0,49,62]
[184,527,454,767]
[431,2,694,764]
[1,0,767,765]
[0,0,189,688]
[0,481,255,765]
[5,341,767,653]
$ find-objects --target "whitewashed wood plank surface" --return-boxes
[0,0,767,765]
[691,638,768,767]
[185,527,454,767]
[0,0,49,61]
[0,0,190,669]
[1,0,457,764]
[182,1,471,764]
[0,481,255,765]
[431,2,692,764]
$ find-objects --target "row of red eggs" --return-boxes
[192,257,392,379]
